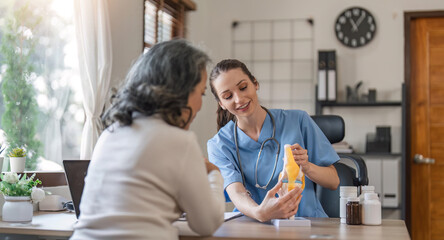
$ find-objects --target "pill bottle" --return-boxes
[339,186,357,224]
[362,192,382,225]
[346,197,361,225]
[359,185,375,203]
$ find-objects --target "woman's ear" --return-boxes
[254,79,259,91]
[218,102,226,110]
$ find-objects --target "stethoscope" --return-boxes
[234,107,280,194]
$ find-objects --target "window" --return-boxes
[0,0,83,171]
[143,0,196,50]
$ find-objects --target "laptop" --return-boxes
[63,160,90,219]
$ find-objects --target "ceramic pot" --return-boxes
[10,157,26,173]
[2,196,33,222]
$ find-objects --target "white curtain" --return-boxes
[74,0,113,160]
[44,86,70,167]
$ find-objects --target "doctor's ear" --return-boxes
[218,102,226,110]
[252,79,259,90]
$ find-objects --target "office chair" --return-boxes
[311,115,369,218]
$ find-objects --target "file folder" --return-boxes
[317,51,327,101]
[327,50,337,101]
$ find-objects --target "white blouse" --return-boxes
[71,116,225,240]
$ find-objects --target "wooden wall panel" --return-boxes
[430,31,444,47]
[430,48,444,104]
[430,125,444,143]
[431,143,444,165]
[430,106,444,123]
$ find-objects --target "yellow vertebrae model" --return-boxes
[279,144,305,192]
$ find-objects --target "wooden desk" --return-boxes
[0,211,75,238]
[177,216,410,240]
[0,212,410,240]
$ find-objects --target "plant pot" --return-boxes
[10,157,26,173]
[2,196,33,223]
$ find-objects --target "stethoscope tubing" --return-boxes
[234,107,280,193]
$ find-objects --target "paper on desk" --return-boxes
[177,212,243,222]
[271,217,311,227]
[224,212,243,221]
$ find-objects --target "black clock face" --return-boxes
[335,7,376,48]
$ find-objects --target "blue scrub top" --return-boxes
[207,109,339,218]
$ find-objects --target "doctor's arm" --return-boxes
[225,181,302,222]
[290,144,339,190]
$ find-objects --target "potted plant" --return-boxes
[8,148,26,173]
[0,172,45,222]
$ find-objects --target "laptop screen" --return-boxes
[63,160,90,219]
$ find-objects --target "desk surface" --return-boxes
[0,212,410,240]
[0,211,75,237]
[176,216,410,240]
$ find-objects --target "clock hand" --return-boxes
[349,18,358,32]
[356,14,366,27]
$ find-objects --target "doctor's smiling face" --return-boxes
[211,67,259,118]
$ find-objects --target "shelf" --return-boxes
[382,206,402,210]
[354,153,402,157]
[319,101,402,107]
[233,38,312,43]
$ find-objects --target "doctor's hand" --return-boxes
[291,143,310,173]
[256,180,302,222]
[204,158,220,174]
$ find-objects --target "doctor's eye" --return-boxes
[224,94,233,100]
[221,93,232,100]
[239,83,248,91]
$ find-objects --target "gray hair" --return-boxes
[103,39,210,129]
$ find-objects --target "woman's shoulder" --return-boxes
[120,116,196,142]
[146,117,196,140]
[270,108,310,122]
[207,121,235,146]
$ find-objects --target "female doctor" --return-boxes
[207,59,340,222]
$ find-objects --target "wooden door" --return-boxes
[409,16,444,240]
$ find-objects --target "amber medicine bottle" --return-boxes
[346,197,361,225]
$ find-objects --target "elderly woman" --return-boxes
[71,40,224,240]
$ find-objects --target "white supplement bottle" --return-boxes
[339,186,357,224]
[362,192,382,225]
[359,185,375,203]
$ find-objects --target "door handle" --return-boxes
[414,154,435,164]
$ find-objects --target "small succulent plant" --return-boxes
[8,148,26,158]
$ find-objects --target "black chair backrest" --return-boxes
[318,162,356,218]
[311,115,369,218]
[311,115,345,144]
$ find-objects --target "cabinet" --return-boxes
[315,101,402,115]
[314,84,405,155]
[360,155,401,208]
[314,84,406,220]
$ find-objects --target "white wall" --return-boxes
[186,0,444,155]
[108,0,143,89]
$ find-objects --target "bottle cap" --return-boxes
[361,185,375,191]
[347,197,360,202]
[340,186,357,196]
[364,192,379,201]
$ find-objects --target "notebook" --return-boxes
[63,160,90,219]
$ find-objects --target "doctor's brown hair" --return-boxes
[209,59,258,131]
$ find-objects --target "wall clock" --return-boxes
[335,7,377,48]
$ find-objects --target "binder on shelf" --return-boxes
[327,50,337,101]
[317,51,327,101]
